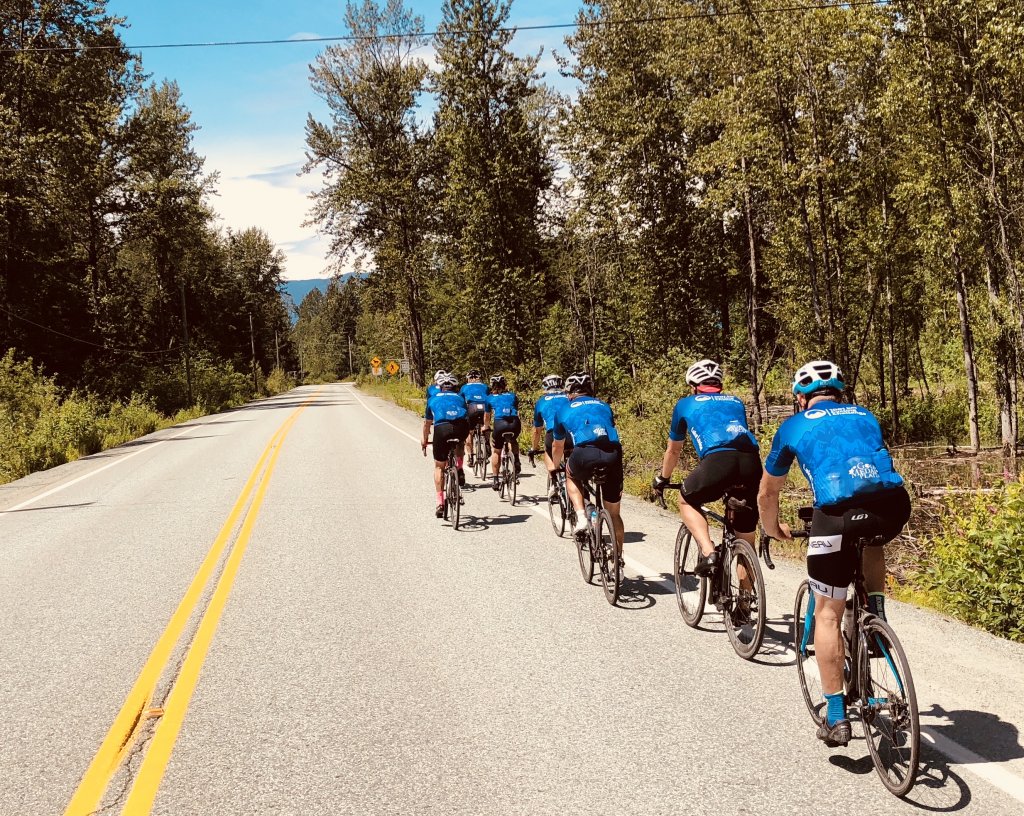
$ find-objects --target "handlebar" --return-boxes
[653,482,682,509]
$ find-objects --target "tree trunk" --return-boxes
[742,157,762,430]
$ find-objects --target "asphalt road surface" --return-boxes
[2,383,1023,815]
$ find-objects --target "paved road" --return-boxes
[2,383,1022,815]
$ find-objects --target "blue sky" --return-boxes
[106,0,583,279]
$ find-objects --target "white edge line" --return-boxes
[1,422,203,515]
[350,382,1024,803]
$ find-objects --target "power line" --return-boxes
[0,304,178,356]
[0,2,890,54]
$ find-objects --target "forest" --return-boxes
[297,0,1024,456]
[1,1,293,479]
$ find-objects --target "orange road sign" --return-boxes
[370,356,382,368]
[386,361,400,375]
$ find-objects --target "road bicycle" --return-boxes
[496,430,519,505]
[576,465,621,605]
[778,507,920,797]
[658,482,771,660]
[528,450,575,537]
[469,424,489,480]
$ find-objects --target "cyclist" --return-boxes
[421,373,470,518]
[531,374,572,500]
[757,360,910,748]
[651,359,761,576]
[460,369,490,469]
[426,369,450,400]
[485,374,522,490]
[550,372,625,554]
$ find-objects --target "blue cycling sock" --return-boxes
[825,692,846,726]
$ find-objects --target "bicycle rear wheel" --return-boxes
[793,580,825,725]
[672,527,706,627]
[447,464,461,530]
[509,457,518,506]
[596,508,620,605]
[723,539,767,660]
[859,617,920,797]
[472,432,483,478]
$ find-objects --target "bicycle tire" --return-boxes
[472,432,483,478]
[509,458,517,506]
[576,518,595,584]
[442,466,451,521]
[597,508,620,605]
[547,473,566,536]
[793,580,825,725]
[672,527,706,627]
[723,539,767,660]
[859,617,920,797]
[447,464,461,530]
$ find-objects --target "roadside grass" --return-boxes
[360,376,1024,643]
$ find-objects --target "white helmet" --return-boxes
[438,374,459,390]
[685,359,723,387]
[792,360,844,396]
[542,374,563,391]
[433,369,450,384]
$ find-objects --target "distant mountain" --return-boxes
[281,273,363,322]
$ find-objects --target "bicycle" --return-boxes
[496,431,519,505]
[657,482,771,660]
[776,507,920,796]
[469,425,489,480]
[575,465,621,605]
[528,449,574,537]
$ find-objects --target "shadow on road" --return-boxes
[920,703,1024,764]
[751,614,797,668]
[456,513,532,532]
[2,501,95,513]
[616,572,674,610]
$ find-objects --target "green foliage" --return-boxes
[914,481,1024,642]
[357,375,424,414]
[265,367,297,396]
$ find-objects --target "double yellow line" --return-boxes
[64,391,319,816]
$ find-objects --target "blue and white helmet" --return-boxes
[792,360,844,396]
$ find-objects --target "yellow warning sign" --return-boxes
[370,356,382,368]
[386,360,400,376]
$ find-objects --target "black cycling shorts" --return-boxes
[567,441,624,503]
[681,449,762,533]
[490,416,522,447]
[544,429,574,458]
[466,404,487,429]
[432,418,469,463]
[807,486,912,599]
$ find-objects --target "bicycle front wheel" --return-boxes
[596,508,620,605]
[673,527,706,627]
[576,520,595,584]
[859,617,920,797]
[509,460,517,506]
[723,539,767,660]
[547,474,566,536]
[793,580,825,725]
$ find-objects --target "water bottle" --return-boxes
[586,502,597,524]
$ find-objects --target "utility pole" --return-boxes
[249,313,258,393]
[179,281,193,405]
[275,329,280,370]
[348,335,354,377]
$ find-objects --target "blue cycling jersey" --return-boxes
[552,396,621,445]
[668,393,758,458]
[425,384,441,400]
[764,400,904,507]
[486,391,519,418]
[424,392,467,422]
[460,382,489,407]
[533,391,569,430]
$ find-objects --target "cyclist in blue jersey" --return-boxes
[485,374,522,490]
[551,372,625,553]
[758,360,911,748]
[460,369,490,465]
[426,369,450,401]
[651,360,761,576]
[531,374,573,501]
[421,374,469,517]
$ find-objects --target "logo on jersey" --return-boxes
[695,395,712,402]
[804,409,828,420]
[849,463,880,479]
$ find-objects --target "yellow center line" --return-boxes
[63,390,321,816]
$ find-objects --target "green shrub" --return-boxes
[915,480,1024,642]
[99,394,163,448]
[265,366,297,396]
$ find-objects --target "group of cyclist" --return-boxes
[420,357,909,751]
